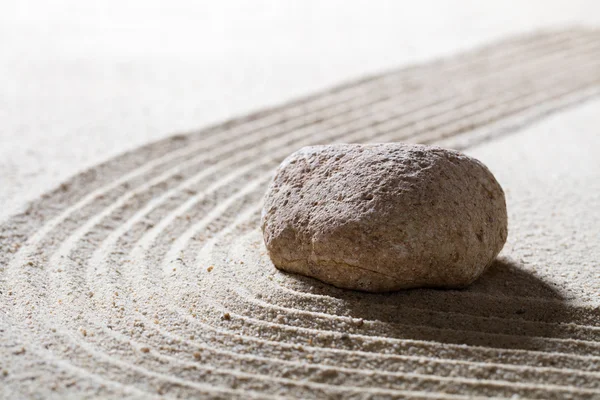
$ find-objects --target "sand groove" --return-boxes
[1,29,600,399]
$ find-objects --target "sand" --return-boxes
[1,27,600,399]
[3,0,600,222]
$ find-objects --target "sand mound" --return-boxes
[1,29,599,399]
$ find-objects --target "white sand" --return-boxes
[2,0,600,220]
[1,3,600,399]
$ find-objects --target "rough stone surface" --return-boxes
[261,143,508,292]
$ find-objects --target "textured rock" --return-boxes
[261,143,508,292]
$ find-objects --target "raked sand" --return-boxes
[1,28,600,399]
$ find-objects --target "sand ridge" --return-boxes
[1,28,600,399]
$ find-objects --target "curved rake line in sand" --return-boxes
[27,54,600,396]
[5,265,279,398]
[54,315,600,400]
[163,72,600,316]
[170,208,600,397]
[18,157,596,394]
[131,147,600,358]
[3,28,600,396]
[41,189,600,400]
[46,34,600,307]
[123,62,600,394]
[153,305,600,388]
[148,48,600,266]
[222,278,600,343]
[213,27,584,137]
[4,28,593,278]
[57,180,600,396]
[57,316,511,400]
[14,104,600,354]
[137,202,591,393]
[194,227,600,382]
[11,31,576,268]
[108,79,600,364]
[0,313,158,400]
[78,59,600,396]
[190,28,584,144]
[212,288,600,353]
[153,191,600,359]
[21,227,492,397]
[367,61,600,146]
[0,27,592,258]
[55,328,285,400]
[4,160,474,396]
[254,284,600,341]
[185,286,600,359]
[77,284,600,392]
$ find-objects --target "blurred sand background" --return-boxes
[2,0,600,220]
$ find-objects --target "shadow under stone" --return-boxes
[279,257,592,351]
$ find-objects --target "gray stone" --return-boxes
[261,143,508,292]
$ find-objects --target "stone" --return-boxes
[261,143,508,292]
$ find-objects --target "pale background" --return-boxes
[1,0,599,219]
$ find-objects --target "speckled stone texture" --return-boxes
[261,143,508,291]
